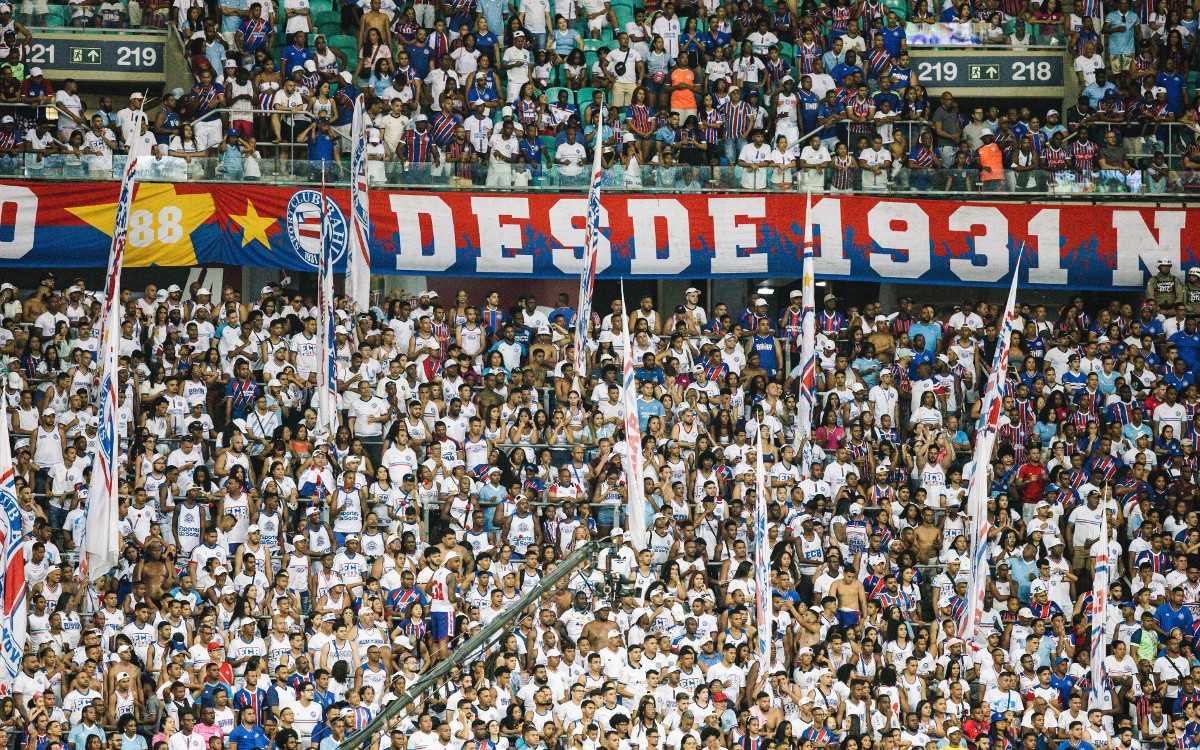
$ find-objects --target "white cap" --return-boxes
[849,502,863,515]
[196,287,211,296]
[685,287,701,295]
[339,70,353,83]
[29,66,41,76]
[1158,257,1174,265]
[304,59,317,71]
[502,105,514,118]
[247,524,260,533]
[260,286,274,295]
[980,128,994,136]
[1030,580,1047,595]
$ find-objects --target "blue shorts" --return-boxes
[431,611,455,642]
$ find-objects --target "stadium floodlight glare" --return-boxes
[757,286,774,296]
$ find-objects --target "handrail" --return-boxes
[338,538,604,750]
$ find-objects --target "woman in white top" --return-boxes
[769,134,795,190]
[168,122,207,179]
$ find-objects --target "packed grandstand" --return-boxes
[0,0,1194,190]
[0,5,1196,750]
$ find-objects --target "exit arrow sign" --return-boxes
[969,63,1000,81]
[70,46,102,64]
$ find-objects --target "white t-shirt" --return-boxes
[1073,53,1104,85]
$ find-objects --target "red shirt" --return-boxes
[1016,463,1049,503]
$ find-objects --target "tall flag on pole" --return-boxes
[81,160,135,583]
[958,257,1022,642]
[317,178,339,438]
[347,94,371,312]
[1090,499,1111,709]
[792,192,817,453]
[100,159,137,344]
[755,429,772,660]
[0,398,26,691]
[753,429,772,657]
[573,105,604,380]
[618,279,646,549]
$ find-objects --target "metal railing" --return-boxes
[339,538,604,750]
[12,153,1199,197]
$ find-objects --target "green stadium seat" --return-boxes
[313,9,340,26]
[577,86,605,106]
[45,5,69,25]
[584,49,598,68]
[327,34,358,54]
[778,41,794,60]
[881,0,907,19]
[582,37,610,50]
[318,21,342,38]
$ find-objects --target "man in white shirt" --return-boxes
[282,0,310,34]
[54,79,86,139]
[502,32,532,102]
[650,4,680,55]
[607,32,642,107]
[581,0,615,38]
[348,381,390,438]
[736,129,771,190]
[858,133,891,191]
[555,124,587,181]
[1073,40,1104,86]
[518,0,551,50]
[486,119,518,187]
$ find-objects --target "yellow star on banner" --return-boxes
[230,200,278,248]
[66,183,215,267]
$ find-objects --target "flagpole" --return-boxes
[317,175,338,439]
[347,94,372,312]
[958,253,1022,643]
[1090,486,1111,710]
[755,428,772,661]
[80,159,135,584]
[792,191,816,459]
[573,104,605,382]
[0,397,26,690]
[618,278,646,548]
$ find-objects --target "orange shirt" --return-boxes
[978,142,1004,182]
[670,67,696,110]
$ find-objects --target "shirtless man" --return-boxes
[581,599,618,646]
[828,564,867,628]
[529,328,558,366]
[749,691,784,735]
[358,0,391,48]
[912,507,942,564]
[135,540,172,600]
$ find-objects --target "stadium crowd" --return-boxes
[7,264,1200,750]
[0,0,1197,188]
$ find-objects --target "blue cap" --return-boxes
[227,129,239,138]
[991,713,1007,723]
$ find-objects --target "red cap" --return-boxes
[714,692,729,702]
[207,642,223,652]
